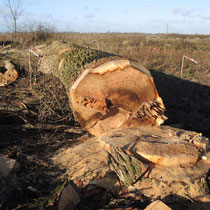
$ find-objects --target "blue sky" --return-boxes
[1,0,210,34]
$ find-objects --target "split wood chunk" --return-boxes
[4,60,15,70]
[58,181,80,210]
[107,146,143,186]
[145,200,172,210]
[52,138,110,186]
[39,41,167,135]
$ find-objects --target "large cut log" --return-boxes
[39,41,167,135]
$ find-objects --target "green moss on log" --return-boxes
[41,41,116,88]
[55,45,114,88]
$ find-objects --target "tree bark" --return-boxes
[39,41,116,88]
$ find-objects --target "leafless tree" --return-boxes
[1,0,25,38]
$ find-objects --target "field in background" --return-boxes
[1,32,210,83]
[59,33,210,86]
[1,32,210,135]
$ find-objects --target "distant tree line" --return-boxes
[0,0,56,42]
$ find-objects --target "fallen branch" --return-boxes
[0,122,84,134]
[0,105,27,112]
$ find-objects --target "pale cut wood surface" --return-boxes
[99,125,209,166]
[69,59,166,136]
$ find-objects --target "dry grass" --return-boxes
[1,32,209,83]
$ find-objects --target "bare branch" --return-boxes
[1,0,25,37]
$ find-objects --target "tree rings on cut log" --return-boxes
[69,59,167,136]
[4,69,18,82]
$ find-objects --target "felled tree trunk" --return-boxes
[39,41,167,136]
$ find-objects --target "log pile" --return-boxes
[0,60,18,86]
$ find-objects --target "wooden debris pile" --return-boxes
[0,60,18,86]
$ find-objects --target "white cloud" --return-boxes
[202,14,210,20]
[44,13,53,19]
[172,8,181,15]
[84,13,94,19]
[172,8,193,17]
[181,10,193,17]
[95,7,100,12]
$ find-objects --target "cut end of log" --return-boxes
[2,60,18,83]
[69,59,167,136]
[0,69,18,86]
[4,69,18,82]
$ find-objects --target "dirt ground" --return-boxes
[0,34,209,209]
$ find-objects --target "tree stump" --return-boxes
[53,126,209,193]
[99,126,209,182]
[39,41,167,135]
